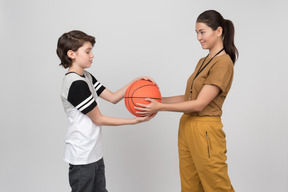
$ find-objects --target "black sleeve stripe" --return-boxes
[96,86,105,96]
[75,95,94,111]
[90,72,97,85]
[68,80,97,114]
[94,81,105,96]
[81,101,97,114]
[89,73,106,96]
[93,81,101,89]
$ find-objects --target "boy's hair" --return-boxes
[57,30,96,68]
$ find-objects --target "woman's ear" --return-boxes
[216,26,223,38]
[67,50,75,59]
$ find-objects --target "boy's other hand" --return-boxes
[135,113,156,123]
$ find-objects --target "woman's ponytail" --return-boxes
[223,19,238,64]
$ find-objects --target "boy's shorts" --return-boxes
[69,158,108,192]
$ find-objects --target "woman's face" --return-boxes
[195,22,221,50]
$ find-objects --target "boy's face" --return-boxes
[69,42,94,69]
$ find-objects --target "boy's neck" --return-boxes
[68,66,84,76]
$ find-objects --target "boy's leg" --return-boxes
[92,158,108,192]
[69,162,97,192]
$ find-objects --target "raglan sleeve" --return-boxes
[89,73,106,96]
[67,80,97,114]
[204,60,234,94]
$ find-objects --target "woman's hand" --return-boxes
[135,98,162,116]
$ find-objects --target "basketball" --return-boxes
[124,79,161,117]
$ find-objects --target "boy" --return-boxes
[57,30,153,192]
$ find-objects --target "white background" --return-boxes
[1,0,288,191]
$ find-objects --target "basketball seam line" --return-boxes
[124,97,161,99]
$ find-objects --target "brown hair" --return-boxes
[56,30,96,68]
[197,10,239,64]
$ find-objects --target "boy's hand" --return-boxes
[134,76,157,86]
[135,113,156,123]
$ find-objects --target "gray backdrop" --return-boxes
[1,0,288,191]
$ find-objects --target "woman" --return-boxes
[136,10,238,192]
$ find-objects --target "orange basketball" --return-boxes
[124,79,161,117]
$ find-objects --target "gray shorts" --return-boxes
[69,158,108,192]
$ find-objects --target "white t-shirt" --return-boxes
[60,70,106,165]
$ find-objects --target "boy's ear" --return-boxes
[67,50,75,59]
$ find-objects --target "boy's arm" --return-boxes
[87,105,152,126]
[100,76,156,104]
[100,87,128,104]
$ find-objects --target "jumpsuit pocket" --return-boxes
[206,131,211,158]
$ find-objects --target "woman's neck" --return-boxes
[208,43,225,58]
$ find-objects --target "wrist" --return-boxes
[133,118,139,124]
[159,103,165,111]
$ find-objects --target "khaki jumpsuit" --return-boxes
[179,54,235,192]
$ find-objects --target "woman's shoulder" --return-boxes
[213,54,233,68]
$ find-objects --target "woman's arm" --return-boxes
[161,95,185,104]
[87,105,152,126]
[100,76,155,104]
[135,85,220,114]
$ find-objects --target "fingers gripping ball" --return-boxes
[124,80,161,117]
